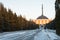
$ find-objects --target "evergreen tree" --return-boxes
[55,0,60,35]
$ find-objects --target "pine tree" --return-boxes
[55,0,60,35]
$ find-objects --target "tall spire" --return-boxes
[37,4,48,19]
[42,4,43,16]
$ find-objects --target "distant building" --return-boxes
[33,4,51,25]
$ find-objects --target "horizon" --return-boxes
[0,0,56,20]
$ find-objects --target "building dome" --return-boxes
[37,15,48,19]
[37,4,48,19]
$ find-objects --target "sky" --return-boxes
[0,0,56,20]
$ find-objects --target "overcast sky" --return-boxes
[0,0,56,20]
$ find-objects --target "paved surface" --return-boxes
[0,29,60,40]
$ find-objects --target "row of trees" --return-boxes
[45,19,56,30]
[0,3,39,32]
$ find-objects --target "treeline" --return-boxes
[55,0,60,35]
[0,3,39,32]
[45,19,56,30]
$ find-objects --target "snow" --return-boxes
[0,30,37,40]
[0,26,60,40]
[34,29,60,40]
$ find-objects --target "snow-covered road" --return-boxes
[34,29,60,40]
[0,30,38,40]
[0,29,60,40]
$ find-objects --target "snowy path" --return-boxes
[34,29,60,40]
[0,29,60,40]
[0,30,38,40]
